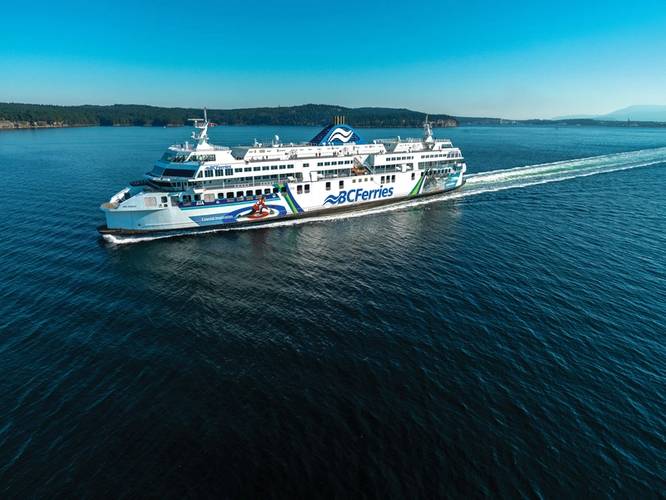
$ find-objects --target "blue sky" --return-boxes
[1,0,665,119]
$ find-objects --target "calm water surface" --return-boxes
[0,125,665,498]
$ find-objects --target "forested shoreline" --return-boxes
[0,103,458,129]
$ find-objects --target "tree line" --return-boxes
[0,103,458,128]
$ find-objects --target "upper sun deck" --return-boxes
[157,113,460,168]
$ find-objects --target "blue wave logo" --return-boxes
[324,193,344,205]
[327,127,354,143]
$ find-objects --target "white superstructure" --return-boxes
[99,112,466,234]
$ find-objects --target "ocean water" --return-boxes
[0,125,665,497]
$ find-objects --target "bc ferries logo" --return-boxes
[324,187,394,205]
[327,127,354,143]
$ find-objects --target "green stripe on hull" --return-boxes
[409,175,425,197]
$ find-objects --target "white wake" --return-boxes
[103,147,666,245]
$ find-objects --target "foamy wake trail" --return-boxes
[104,147,666,244]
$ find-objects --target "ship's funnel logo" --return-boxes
[327,127,354,143]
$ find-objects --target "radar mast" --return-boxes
[189,108,210,149]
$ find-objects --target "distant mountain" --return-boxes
[554,105,666,122]
[599,105,666,122]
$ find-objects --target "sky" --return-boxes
[1,0,665,119]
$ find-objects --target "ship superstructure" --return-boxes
[99,112,466,235]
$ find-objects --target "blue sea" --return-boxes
[1,124,665,497]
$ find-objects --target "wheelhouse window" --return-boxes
[160,151,190,163]
[162,168,195,178]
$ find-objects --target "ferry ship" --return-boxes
[99,112,466,235]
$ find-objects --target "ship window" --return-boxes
[237,191,244,197]
[162,168,196,178]
[317,162,323,166]
[303,163,309,168]
[254,189,261,195]
[391,175,396,182]
[297,185,303,194]
[182,195,191,203]
[264,188,271,194]
[197,171,203,178]
[253,167,261,171]
[273,187,279,194]
[204,170,213,177]
[244,190,251,196]
[380,176,385,184]
[161,196,168,203]
[217,192,225,199]
[279,165,286,170]
[194,194,201,201]
[262,166,270,171]
[244,167,252,172]
[339,180,344,189]
[225,169,234,176]
[324,162,330,166]
[235,168,243,173]
[326,181,331,191]
[226,192,233,198]
[304,184,310,193]
[204,193,214,202]
[411,173,415,180]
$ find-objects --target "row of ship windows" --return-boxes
[322,173,407,191]
[386,156,413,161]
[316,160,353,167]
[419,160,459,167]
[423,151,460,159]
[201,164,297,177]
[183,186,294,204]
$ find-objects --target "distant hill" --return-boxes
[0,103,458,129]
[554,105,666,122]
[599,105,666,122]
